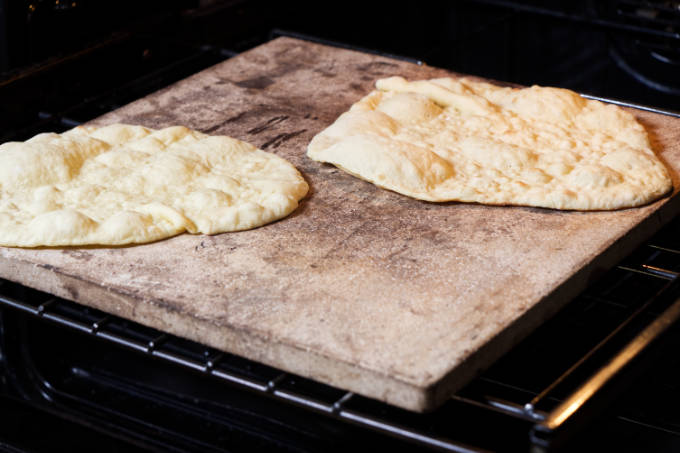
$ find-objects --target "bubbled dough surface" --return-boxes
[0,124,308,247]
[307,76,672,210]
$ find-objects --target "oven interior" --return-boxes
[1,1,680,451]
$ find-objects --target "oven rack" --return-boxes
[1,215,679,452]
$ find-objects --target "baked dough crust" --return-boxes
[0,124,308,247]
[307,76,672,210]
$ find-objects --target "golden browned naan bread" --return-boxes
[0,124,308,246]
[308,76,671,210]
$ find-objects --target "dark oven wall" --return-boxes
[0,0,195,70]
[1,0,679,113]
[266,0,680,111]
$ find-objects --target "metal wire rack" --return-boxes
[1,213,679,452]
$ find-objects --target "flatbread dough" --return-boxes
[0,124,308,247]
[307,76,672,210]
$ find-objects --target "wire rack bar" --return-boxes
[531,281,680,451]
[0,284,486,452]
[526,269,675,410]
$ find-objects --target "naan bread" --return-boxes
[307,76,672,210]
[0,124,308,247]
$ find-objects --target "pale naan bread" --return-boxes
[307,76,672,210]
[0,124,308,247]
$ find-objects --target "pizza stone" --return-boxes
[307,76,672,210]
[0,124,308,247]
